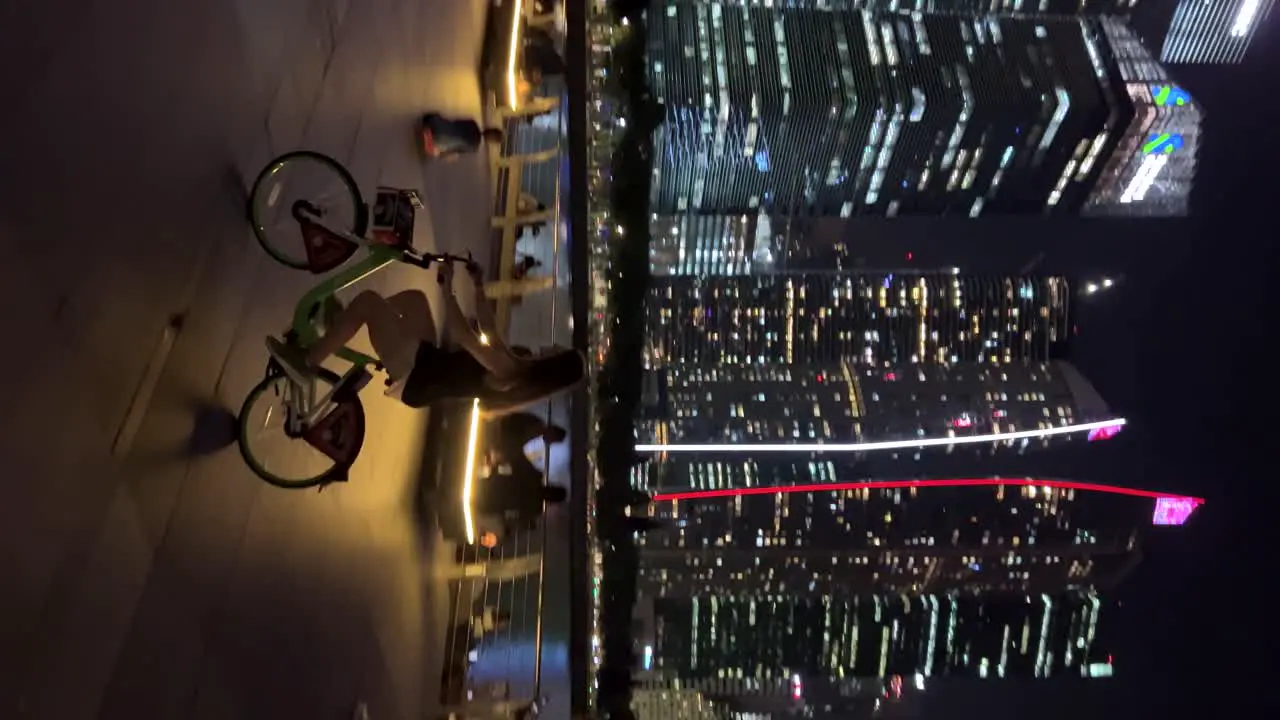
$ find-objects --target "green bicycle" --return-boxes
[237,150,478,490]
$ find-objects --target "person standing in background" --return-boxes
[420,113,504,159]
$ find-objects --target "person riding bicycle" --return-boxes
[266,260,585,416]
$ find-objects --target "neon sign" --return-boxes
[1152,85,1191,107]
[1087,424,1123,442]
[1152,496,1200,526]
[1143,133,1183,155]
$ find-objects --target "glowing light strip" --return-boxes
[653,477,1205,505]
[1120,154,1167,204]
[635,418,1126,454]
[1231,0,1262,37]
[461,398,483,544]
[507,0,526,109]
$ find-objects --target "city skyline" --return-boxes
[598,4,1222,717]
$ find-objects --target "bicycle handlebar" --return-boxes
[400,250,474,269]
[400,250,483,286]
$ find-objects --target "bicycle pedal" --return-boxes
[318,469,350,492]
[334,369,373,401]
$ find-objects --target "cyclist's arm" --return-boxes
[441,282,524,379]
[470,279,504,339]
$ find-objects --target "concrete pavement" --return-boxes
[0,1,528,718]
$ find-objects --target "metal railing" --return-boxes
[437,0,568,713]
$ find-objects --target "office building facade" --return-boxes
[645,272,1073,367]
[640,272,1108,454]
[646,3,1198,232]
[631,688,728,719]
[638,359,1112,450]
[634,476,1147,598]
[1082,18,1203,215]
[634,589,1111,692]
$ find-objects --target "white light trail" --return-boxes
[635,418,1126,454]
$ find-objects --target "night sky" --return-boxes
[824,18,1280,720]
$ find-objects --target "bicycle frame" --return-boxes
[280,226,404,434]
[289,239,402,367]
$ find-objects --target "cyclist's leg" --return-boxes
[385,289,436,345]
[300,291,421,379]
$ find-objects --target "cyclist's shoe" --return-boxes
[333,367,373,402]
[266,337,315,386]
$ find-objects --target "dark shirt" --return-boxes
[476,468,548,524]
[491,412,549,475]
[401,344,488,408]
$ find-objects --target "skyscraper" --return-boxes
[1160,0,1274,64]
[626,478,1198,698]
[646,272,1073,367]
[649,3,1197,218]
[640,272,1113,454]
[631,687,728,719]
[635,589,1110,691]
[1081,18,1202,216]
[639,360,1113,449]
[634,477,1155,598]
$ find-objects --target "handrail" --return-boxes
[445,3,567,714]
[532,64,567,702]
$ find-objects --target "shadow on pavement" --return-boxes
[186,562,383,720]
[187,400,239,457]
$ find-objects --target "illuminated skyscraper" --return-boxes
[1082,19,1202,216]
[639,360,1113,449]
[645,272,1073,367]
[640,272,1114,453]
[633,589,1114,697]
[631,688,728,719]
[627,476,1200,699]
[634,477,1158,597]
[1160,0,1274,64]
[645,2,1200,265]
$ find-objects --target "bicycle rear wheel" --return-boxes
[237,368,366,489]
[247,151,368,269]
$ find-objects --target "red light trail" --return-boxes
[652,477,1205,505]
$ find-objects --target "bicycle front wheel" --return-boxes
[247,151,368,269]
[237,369,366,489]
